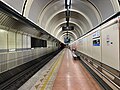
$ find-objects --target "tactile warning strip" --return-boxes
[30,50,64,90]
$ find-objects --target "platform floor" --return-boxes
[52,49,102,90]
[19,48,102,90]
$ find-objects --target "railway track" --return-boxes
[0,50,61,90]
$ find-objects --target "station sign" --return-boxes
[62,26,74,31]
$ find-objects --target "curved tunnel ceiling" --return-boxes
[1,0,120,43]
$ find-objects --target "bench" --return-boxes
[72,52,77,60]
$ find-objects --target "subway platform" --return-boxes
[18,48,102,90]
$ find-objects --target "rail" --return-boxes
[0,49,61,90]
[76,51,120,90]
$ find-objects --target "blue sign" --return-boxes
[93,39,100,46]
[64,37,70,43]
[93,43,100,46]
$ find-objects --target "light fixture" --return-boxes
[0,29,6,32]
[67,0,70,6]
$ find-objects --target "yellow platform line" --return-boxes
[40,51,64,90]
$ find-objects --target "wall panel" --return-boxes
[0,29,7,50]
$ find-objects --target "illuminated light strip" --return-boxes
[67,0,70,5]
[40,50,64,90]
